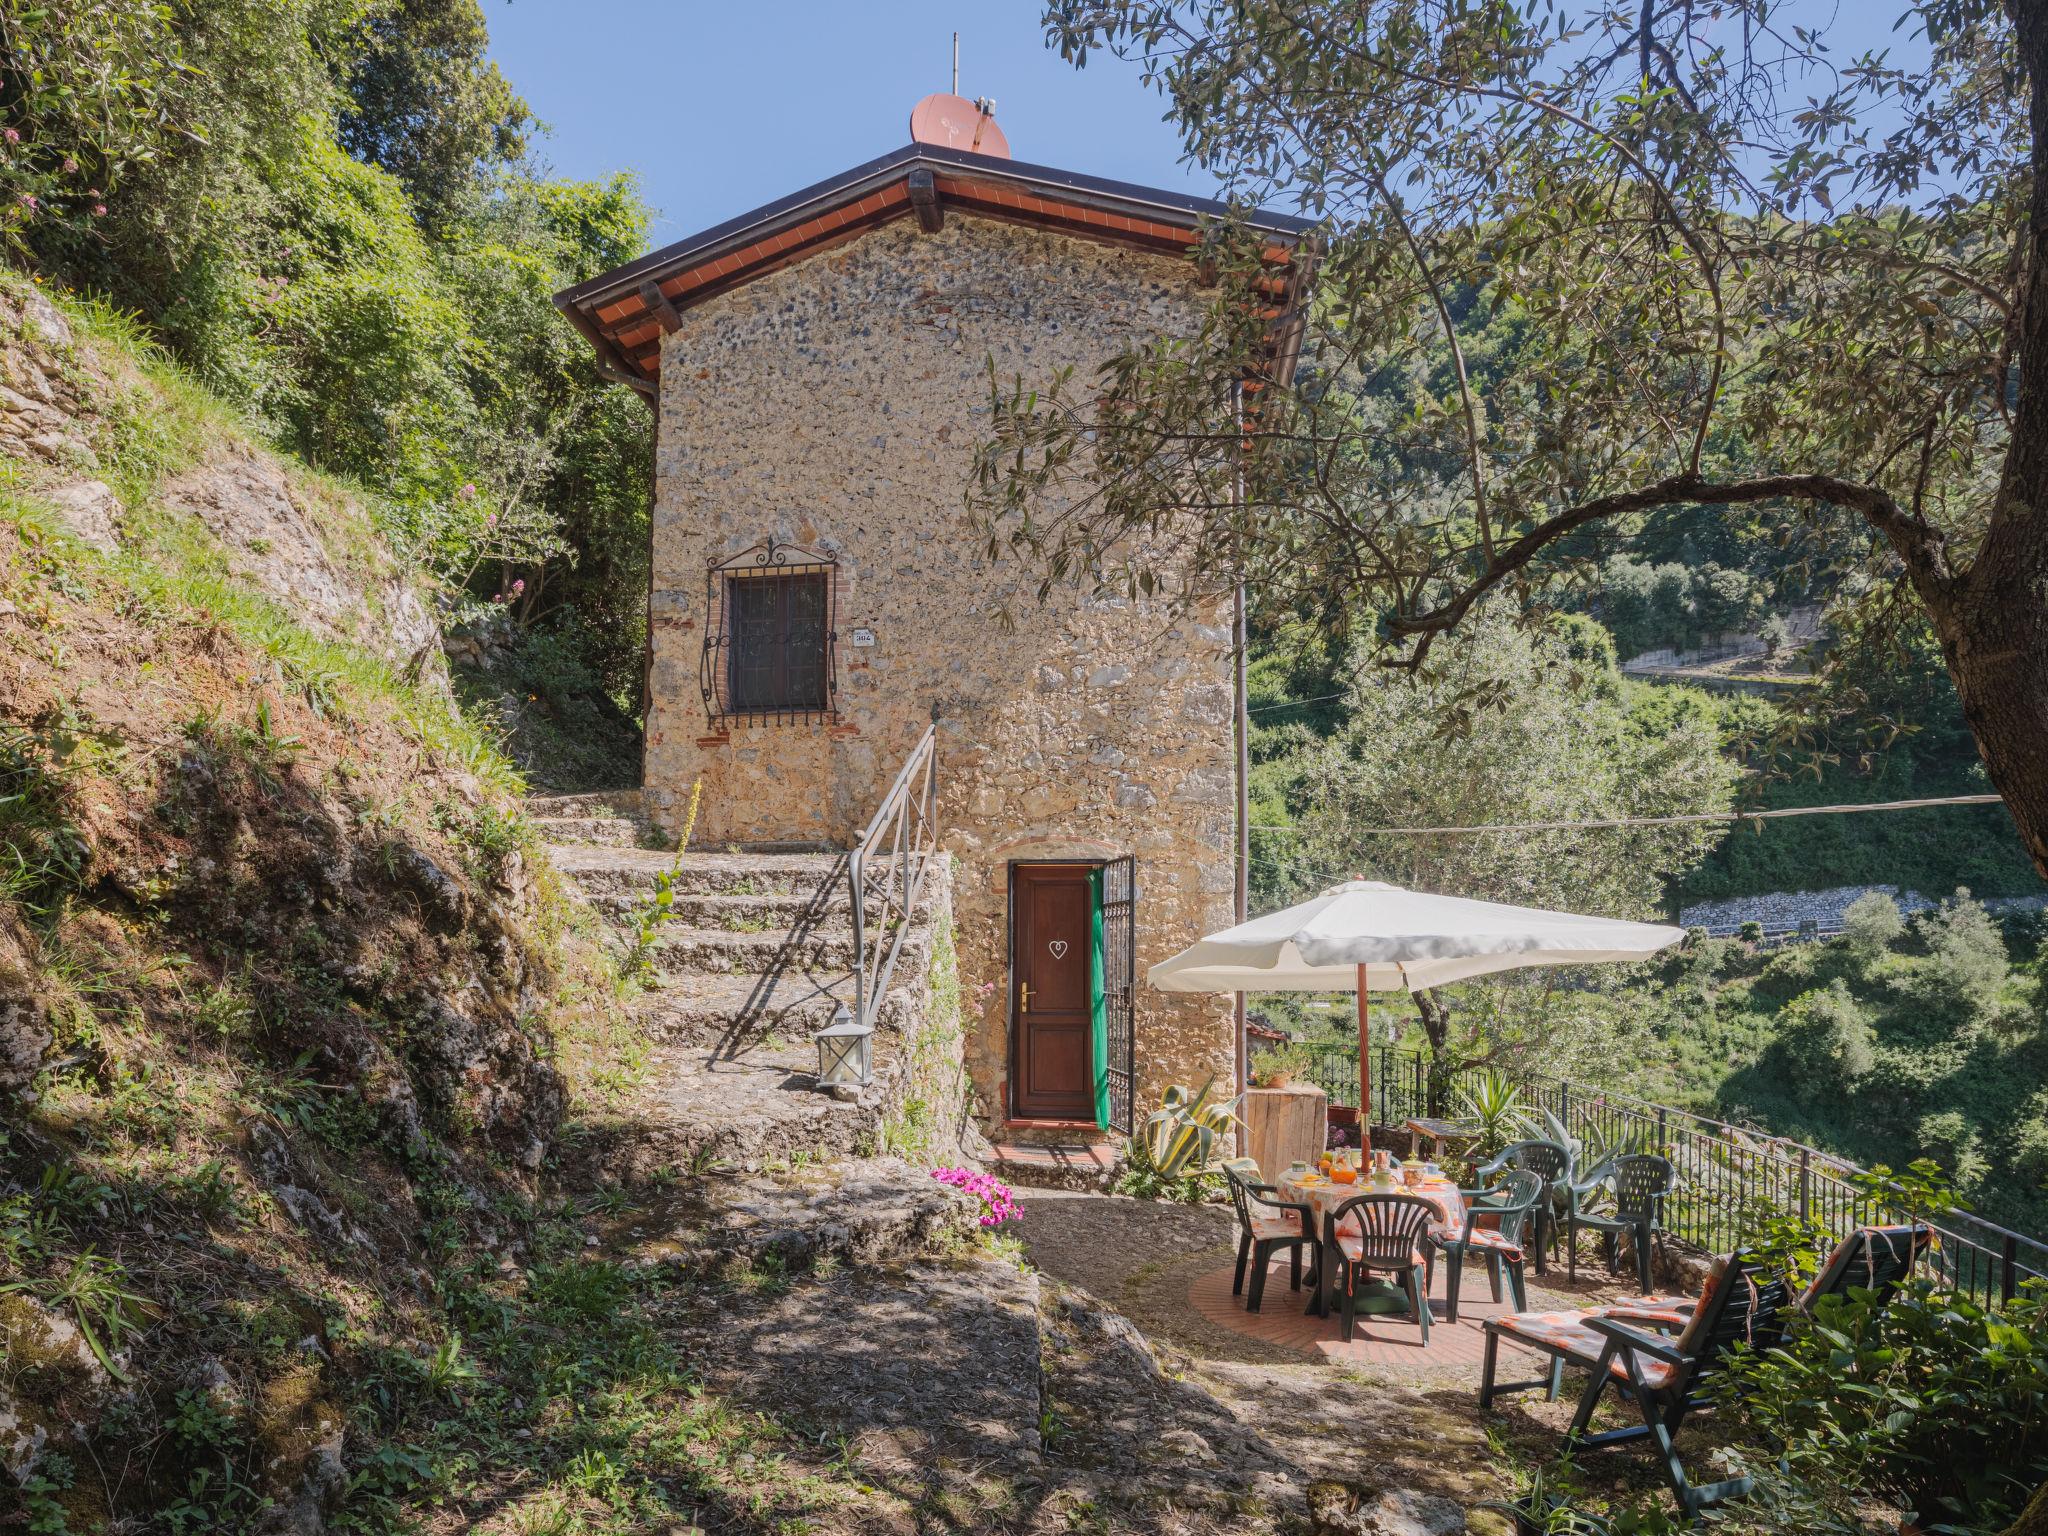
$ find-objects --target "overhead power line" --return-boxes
[1248,792,2007,837]
[1248,690,1351,715]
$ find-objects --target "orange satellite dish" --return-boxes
[909,93,1011,159]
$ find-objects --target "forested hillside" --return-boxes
[1245,279,2047,917]
[6,0,653,789]
[0,8,699,1528]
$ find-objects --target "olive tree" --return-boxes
[974,1,2048,870]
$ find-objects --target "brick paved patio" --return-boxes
[1189,1250,1636,1384]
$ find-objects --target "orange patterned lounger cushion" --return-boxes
[1595,1293,1696,1330]
[1491,1311,1682,1390]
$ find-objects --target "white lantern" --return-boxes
[814,1003,873,1096]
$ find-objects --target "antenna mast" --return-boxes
[952,32,959,95]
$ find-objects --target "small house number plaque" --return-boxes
[850,627,876,647]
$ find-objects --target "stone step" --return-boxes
[643,923,861,977]
[631,973,924,1046]
[580,1036,906,1180]
[595,1159,984,1278]
[989,1138,1120,1193]
[527,789,643,819]
[547,844,843,898]
[631,972,852,1044]
[585,887,853,933]
[533,814,651,848]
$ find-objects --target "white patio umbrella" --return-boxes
[1151,880,1685,1143]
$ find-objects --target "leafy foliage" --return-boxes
[1581,895,2048,1236]
[15,0,654,781]
[1722,1276,2048,1533]
[1272,604,1736,915]
[1115,1080,1238,1200]
[0,0,189,248]
[1455,1068,1522,1163]
[334,0,530,219]
[985,0,2048,876]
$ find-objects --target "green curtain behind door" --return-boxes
[1088,865,1109,1129]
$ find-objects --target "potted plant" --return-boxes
[1250,1044,1310,1089]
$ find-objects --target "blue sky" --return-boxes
[486,2,1214,250]
[486,3,1926,251]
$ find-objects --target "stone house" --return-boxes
[556,125,1311,1139]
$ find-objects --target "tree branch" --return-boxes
[1384,471,1953,663]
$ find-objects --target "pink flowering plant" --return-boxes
[0,4,185,249]
[930,1167,1021,1228]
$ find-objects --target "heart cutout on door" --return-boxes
[1047,940,1069,960]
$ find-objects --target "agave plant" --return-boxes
[1457,1069,1524,1161]
[1516,1104,1655,1183]
[1138,1079,1238,1180]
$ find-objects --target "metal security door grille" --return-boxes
[1100,855,1136,1135]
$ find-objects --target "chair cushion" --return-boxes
[1249,1212,1306,1242]
[1335,1232,1427,1267]
[1446,1227,1523,1260]
[1671,1258,1729,1357]
[1491,1311,1682,1390]
[1594,1293,1696,1331]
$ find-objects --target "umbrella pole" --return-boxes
[1356,963,1372,1155]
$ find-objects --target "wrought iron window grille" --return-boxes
[701,540,839,726]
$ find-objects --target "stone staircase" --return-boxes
[535,792,1330,1530]
[536,789,973,1222]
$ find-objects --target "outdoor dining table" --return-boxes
[1276,1167,1467,1321]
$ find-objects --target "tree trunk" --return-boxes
[1999,1479,2048,1536]
[1416,989,1455,1115]
[1931,560,2048,877]
[1958,2,2048,879]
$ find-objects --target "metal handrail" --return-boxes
[848,723,939,1030]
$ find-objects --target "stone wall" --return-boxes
[1679,884,2048,936]
[646,215,1236,1128]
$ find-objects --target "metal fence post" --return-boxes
[1656,1106,1668,1154]
[1798,1148,1811,1223]
[2005,1234,2020,1305]
[1559,1078,1570,1132]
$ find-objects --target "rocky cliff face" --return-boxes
[0,283,441,676]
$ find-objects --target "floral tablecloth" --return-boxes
[1276,1170,1466,1237]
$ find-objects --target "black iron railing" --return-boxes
[1297,1045,2047,1306]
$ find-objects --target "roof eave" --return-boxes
[554,143,1320,393]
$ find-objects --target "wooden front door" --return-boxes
[1010,863,1095,1121]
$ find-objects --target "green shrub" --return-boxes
[1841,890,1905,957]
[0,0,187,251]
[1775,981,1876,1097]
[1721,1278,2048,1534]
[1915,890,2010,1013]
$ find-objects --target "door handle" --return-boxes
[1019,981,1032,1013]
